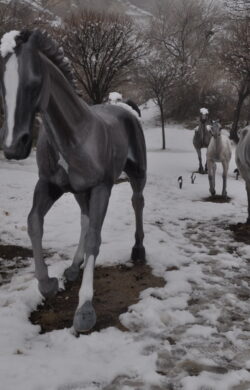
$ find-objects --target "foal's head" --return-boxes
[0,29,76,160]
[210,121,222,139]
[0,30,44,159]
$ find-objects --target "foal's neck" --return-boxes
[41,55,94,154]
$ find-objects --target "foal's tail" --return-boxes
[124,99,141,118]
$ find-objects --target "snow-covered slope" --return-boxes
[0,102,250,389]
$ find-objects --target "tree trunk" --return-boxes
[160,105,166,150]
[230,82,250,143]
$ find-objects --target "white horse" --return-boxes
[236,126,250,223]
[207,121,232,198]
[193,107,211,173]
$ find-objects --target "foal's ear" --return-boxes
[15,30,32,48]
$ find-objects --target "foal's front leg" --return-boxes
[73,184,112,333]
[64,193,89,282]
[28,179,63,298]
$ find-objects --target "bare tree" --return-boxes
[58,10,145,104]
[225,0,250,16]
[148,0,221,119]
[143,53,182,149]
[221,9,250,142]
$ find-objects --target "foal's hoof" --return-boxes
[73,301,96,333]
[64,265,80,282]
[210,190,216,197]
[131,246,146,262]
[38,277,58,299]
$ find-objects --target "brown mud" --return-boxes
[30,262,165,333]
[202,195,232,203]
[228,222,250,244]
[0,243,33,285]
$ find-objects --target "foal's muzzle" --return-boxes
[4,132,32,160]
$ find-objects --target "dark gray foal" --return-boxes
[0,30,147,333]
[193,108,212,174]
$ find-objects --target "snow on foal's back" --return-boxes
[0,31,20,147]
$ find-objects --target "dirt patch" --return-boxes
[0,243,33,285]
[201,195,231,203]
[228,223,250,244]
[30,262,165,333]
[0,243,32,260]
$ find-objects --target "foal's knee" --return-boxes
[85,227,101,257]
[132,192,144,209]
[27,211,43,239]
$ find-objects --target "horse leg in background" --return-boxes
[129,176,146,261]
[245,182,250,224]
[64,193,89,282]
[208,161,216,196]
[196,148,204,174]
[205,160,208,173]
[73,183,112,333]
[28,179,63,298]
[222,161,229,199]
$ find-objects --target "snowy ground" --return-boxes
[0,102,250,390]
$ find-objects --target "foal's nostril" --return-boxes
[20,133,30,146]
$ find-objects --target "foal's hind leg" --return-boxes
[28,179,63,298]
[208,161,216,196]
[221,161,229,198]
[64,193,89,282]
[245,182,250,224]
[129,176,146,261]
[73,183,112,333]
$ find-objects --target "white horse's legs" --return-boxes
[28,179,63,298]
[73,183,112,333]
[222,161,229,198]
[64,193,89,282]
[208,161,216,196]
[196,148,204,173]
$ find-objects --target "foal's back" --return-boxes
[92,104,147,175]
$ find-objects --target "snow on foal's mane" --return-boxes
[200,107,209,115]
[0,30,20,57]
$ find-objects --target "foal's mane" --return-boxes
[18,29,78,93]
